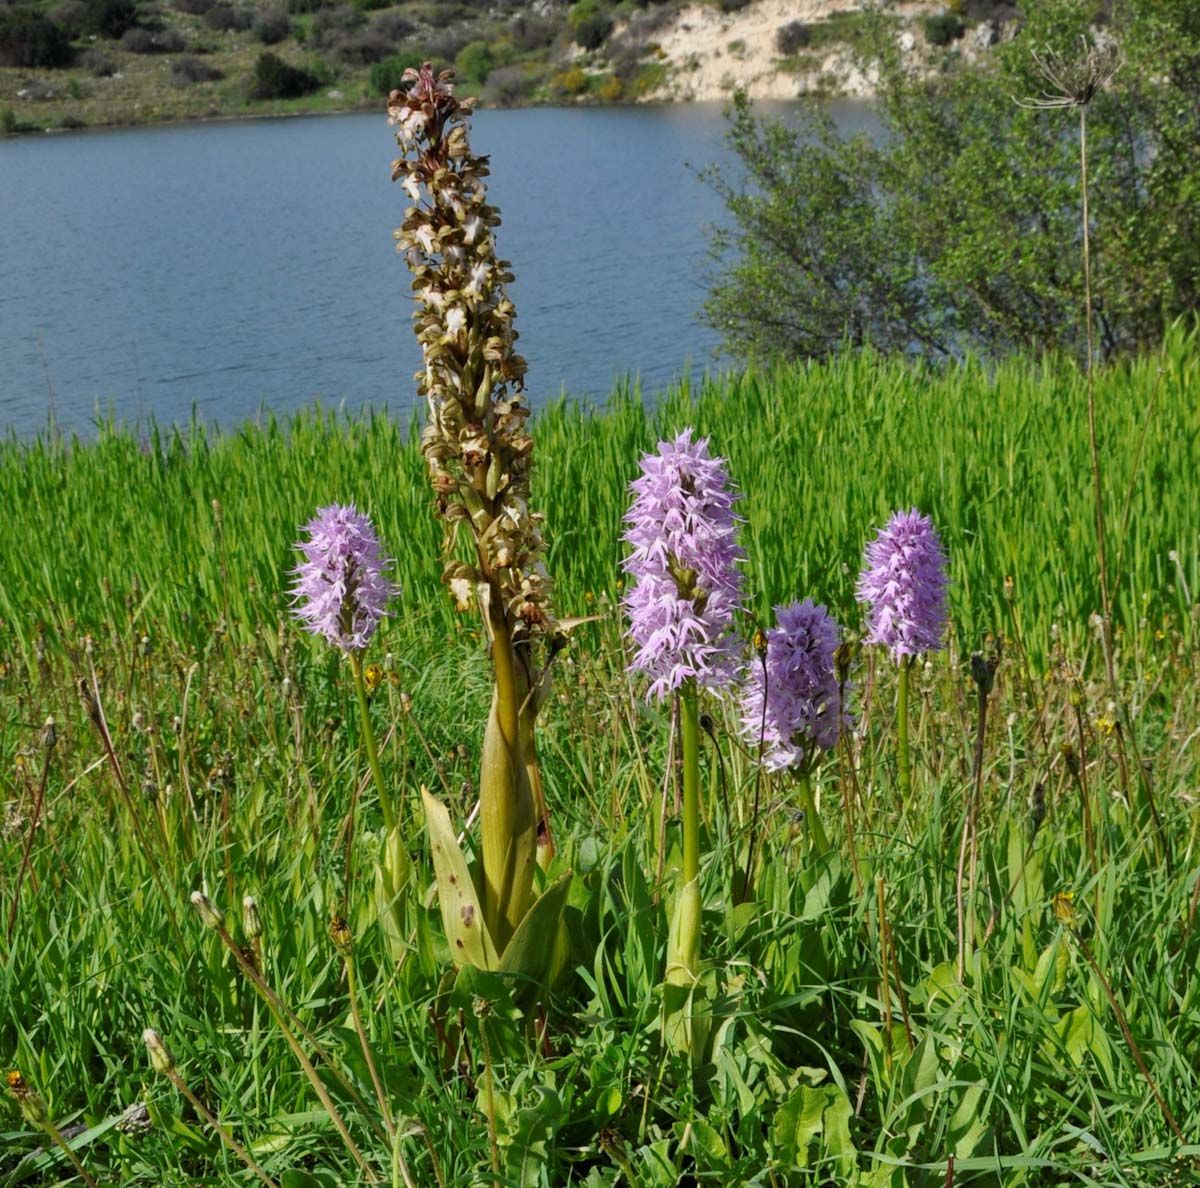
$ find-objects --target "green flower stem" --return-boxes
[345,951,395,1142]
[479,599,536,952]
[163,1067,280,1188]
[897,656,912,806]
[215,925,383,1179]
[680,681,701,889]
[34,1116,101,1188]
[351,653,396,832]
[797,773,830,855]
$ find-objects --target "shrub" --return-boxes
[482,62,532,105]
[368,11,413,42]
[1,107,16,134]
[421,27,469,62]
[549,65,586,97]
[716,0,751,10]
[574,11,611,50]
[368,48,420,94]
[287,0,330,12]
[122,25,186,51]
[83,0,140,38]
[922,12,965,46]
[249,49,319,97]
[454,38,492,84]
[48,0,87,37]
[510,12,558,52]
[174,0,216,14]
[596,72,621,100]
[775,20,811,55]
[333,29,391,62]
[348,0,389,12]
[253,7,290,43]
[171,52,223,81]
[204,4,251,31]
[308,3,360,46]
[79,46,117,73]
[0,9,74,68]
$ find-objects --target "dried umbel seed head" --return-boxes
[189,891,223,931]
[970,651,996,696]
[142,1029,175,1075]
[242,895,263,942]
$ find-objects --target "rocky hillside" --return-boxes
[1,0,1018,133]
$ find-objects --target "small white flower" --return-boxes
[465,262,491,296]
[449,577,475,612]
[403,109,428,139]
[445,307,466,335]
[415,224,437,255]
[403,173,422,203]
[463,215,484,244]
[421,287,446,309]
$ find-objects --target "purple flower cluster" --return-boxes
[290,503,397,651]
[622,429,744,700]
[740,599,843,771]
[856,508,948,661]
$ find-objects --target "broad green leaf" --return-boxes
[948,1083,991,1159]
[498,871,573,987]
[772,1082,856,1177]
[423,787,500,970]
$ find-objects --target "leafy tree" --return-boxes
[702,0,1200,362]
[574,11,611,51]
[0,9,74,68]
[455,39,493,85]
[369,49,422,96]
[250,51,320,98]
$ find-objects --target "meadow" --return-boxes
[1,331,1199,1185]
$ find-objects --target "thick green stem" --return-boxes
[797,773,830,856]
[665,681,703,986]
[680,681,701,889]
[351,653,395,832]
[479,599,536,951]
[896,656,912,806]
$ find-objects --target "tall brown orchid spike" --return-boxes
[390,64,562,955]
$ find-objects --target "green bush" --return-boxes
[0,8,74,68]
[704,0,1200,363]
[574,10,611,50]
[369,49,421,95]
[249,50,320,98]
[923,11,965,45]
[82,0,140,38]
[454,38,493,84]
[776,20,811,56]
[253,7,291,43]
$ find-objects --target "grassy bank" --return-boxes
[2,338,1199,1184]
[1,333,1196,663]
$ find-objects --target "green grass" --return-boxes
[1,334,1199,1184]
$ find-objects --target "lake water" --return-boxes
[0,101,873,438]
